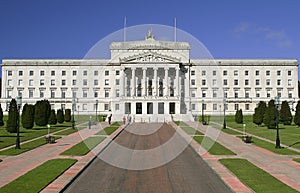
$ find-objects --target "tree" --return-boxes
[253,101,267,126]
[57,109,64,124]
[6,99,18,133]
[294,101,300,126]
[279,101,292,125]
[49,110,57,125]
[34,100,51,126]
[0,105,4,126]
[235,109,243,124]
[64,109,71,122]
[263,100,276,129]
[21,104,35,129]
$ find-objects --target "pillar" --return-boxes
[131,67,136,97]
[164,67,169,97]
[120,67,125,97]
[175,67,180,97]
[143,67,147,96]
[153,67,158,97]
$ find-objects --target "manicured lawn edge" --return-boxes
[294,158,300,164]
[193,136,236,155]
[0,158,77,193]
[96,122,120,135]
[60,136,105,156]
[219,158,299,193]
[174,121,204,135]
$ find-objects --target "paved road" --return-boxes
[64,123,232,193]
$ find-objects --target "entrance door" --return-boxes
[147,102,153,114]
[125,103,131,114]
[136,103,142,114]
[169,102,175,114]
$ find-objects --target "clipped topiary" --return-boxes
[64,109,71,122]
[57,109,64,124]
[235,109,243,124]
[34,100,51,126]
[49,109,57,125]
[21,104,35,129]
[279,100,292,125]
[294,101,300,126]
[6,99,18,133]
[263,100,276,129]
[0,105,4,126]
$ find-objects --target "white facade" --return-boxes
[1,34,299,121]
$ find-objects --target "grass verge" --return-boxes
[0,158,77,193]
[174,121,204,135]
[220,158,299,193]
[294,158,300,164]
[60,136,105,156]
[96,122,120,135]
[193,136,236,155]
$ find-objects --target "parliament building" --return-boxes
[1,31,298,121]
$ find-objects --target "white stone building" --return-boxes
[1,32,298,121]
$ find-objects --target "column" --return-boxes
[164,67,169,97]
[131,67,136,97]
[120,67,125,97]
[175,67,180,97]
[153,67,158,97]
[142,67,147,96]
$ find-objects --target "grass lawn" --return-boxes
[60,136,105,156]
[0,158,77,193]
[225,116,300,150]
[96,122,120,135]
[54,128,78,136]
[174,121,204,135]
[294,158,300,164]
[220,158,299,193]
[193,136,236,155]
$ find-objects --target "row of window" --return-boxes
[7,70,119,77]
[191,70,292,76]
[191,79,294,87]
[191,103,251,111]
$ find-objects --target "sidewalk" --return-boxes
[185,121,300,192]
[0,122,109,188]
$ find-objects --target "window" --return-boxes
[83,91,87,98]
[202,70,206,76]
[256,79,260,86]
[72,80,76,86]
[245,104,250,111]
[266,79,270,86]
[51,71,55,76]
[104,104,109,111]
[191,70,195,76]
[191,104,196,110]
[267,90,270,98]
[105,90,109,97]
[19,71,23,76]
[235,104,239,111]
[277,79,281,86]
[223,70,227,76]
[105,79,109,86]
[255,70,259,76]
[61,91,66,98]
[7,90,12,98]
[29,90,33,98]
[288,90,293,98]
[202,103,206,111]
[115,104,120,110]
[72,91,77,98]
[73,71,77,76]
[234,70,238,76]
[234,79,238,86]
[191,79,195,86]
[8,79,12,86]
[212,79,217,86]
[83,70,87,76]
[116,70,120,75]
[61,80,66,86]
[245,70,249,76]
[212,70,216,76]
[29,79,34,86]
[224,91,228,98]
[18,90,22,97]
[40,70,45,76]
[83,104,87,110]
[266,70,270,76]
[94,80,98,86]
[62,70,66,76]
[105,71,109,76]
[116,79,120,85]
[277,70,281,76]
[18,79,23,86]
[116,89,120,97]
[51,90,55,98]
[245,80,249,86]
[40,79,45,86]
[83,79,87,86]
[51,80,55,86]
[40,90,44,98]
[213,90,217,98]
[288,79,292,86]
[94,91,98,98]
[223,79,228,86]
[191,90,196,97]
[277,91,282,97]
[256,91,260,98]
[288,71,292,76]
[8,70,12,76]
[213,104,218,111]
[234,91,239,98]
[29,70,34,76]
[202,79,206,86]
[202,91,206,98]
[245,91,250,98]
[94,70,98,76]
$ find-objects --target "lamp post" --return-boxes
[95,99,98,123]
[15,96,22,149]
[275,96,281,149]
[72,96,76,129]
[223,97,226,129]
[47,124,50,136]
[201,100,205,124]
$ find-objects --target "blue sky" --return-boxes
[0,0,299,77]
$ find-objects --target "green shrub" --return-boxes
[21,104,35,129]
[294,101,300,126]
[57,109,64,124]
[279,100,292,125]
[64,109,71,122]
[263,100,276,129]
[49,110,57,125]
[253,101,266,126]
[6,99,18,133]
[34,100,51,126]
[235,109,243,124]
[0,105,4,126]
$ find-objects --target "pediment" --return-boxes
[119,51,181,63]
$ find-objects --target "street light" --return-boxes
[202,99,205,124]
[72,96,76,129]
[223,97,226,129]
[15,96,22,149]
[95,99,98,123]
[275,96,281,149]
